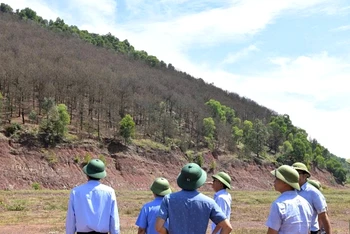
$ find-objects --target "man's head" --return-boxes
[292,162,311,185]
[212,171,231,192]
[150,177,172,196]
[271,165,300,192]
[83,159,106,180]
[177,163,207,191]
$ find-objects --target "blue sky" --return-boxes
[3,0,350,158]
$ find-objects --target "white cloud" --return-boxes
[332,25,350,32]
[222,45,259,64]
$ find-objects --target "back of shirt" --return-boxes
[266,191,312,234]
[66,181,120,234]
[136,197,164,234]
[158,190,226,234]
[298,182,327,231]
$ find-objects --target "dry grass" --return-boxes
[0,188,349,234]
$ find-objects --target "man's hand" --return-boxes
[214,219,232,234]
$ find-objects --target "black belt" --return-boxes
[310,231,320,234]
[77,232,108,234]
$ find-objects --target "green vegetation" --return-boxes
[83,153,92,165]
[119,114,135,144]
[42,150,58,166]
[31,182,41,190]
[39,99,70,146]
[98,154,107,166]
[133,139,170,152]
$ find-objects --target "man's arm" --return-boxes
[318,212,332,234]
[266,227,278,234]
[214,219,232,234]
[137,227,146,234]
[212,225,221,234]
[155,217,167,234]
[109,192,121,234]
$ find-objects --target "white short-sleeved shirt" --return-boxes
[211,189,232,232]
[297,182,328,231]
[266,190,312,233]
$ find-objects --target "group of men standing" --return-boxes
[65,159,331,234]
[267,162,331,234]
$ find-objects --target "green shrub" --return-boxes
[73,155,80,164]
[99,154,107,166]
[32,182,41,190]
[210,160,217,170]
[4,123,21,136]
[6,200,26,211]
[84,153,92,164]
[196,153,204,167]
[44,151,58,166]
[28,110,37,123]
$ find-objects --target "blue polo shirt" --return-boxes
[297,182,328,231]
[266,190,312,233]
[158,190,226,234]
[136,196,167,234]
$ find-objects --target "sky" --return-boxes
[2,0,350,159]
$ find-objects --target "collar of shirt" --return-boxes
[214,189,227,199]
[154,196,164,201]
[300,182,308,191]
[86,180,101,186]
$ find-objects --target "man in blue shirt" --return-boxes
[266,165,312,234]
[155,163,232,234]
[292,162,332,234]
[66,159,120,234]
[136,177,172,234]
[211,172,232,234]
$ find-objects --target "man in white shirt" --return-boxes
[211,171,232,234]
[292,162,332,234]
[266,165,312,234]
[66,159,120,234]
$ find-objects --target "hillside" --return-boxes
[0,4,349,186]
[0,132,339,191]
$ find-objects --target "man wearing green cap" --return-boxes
[136,177,172,234]
[155,163,232,234]
[211,172,232,234]
[292,162,332,234]
[308,179,322,191]
[266,165,312,233]
[66,159,120,234]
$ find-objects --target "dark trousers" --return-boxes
[310,231,320,234]
[77,232,108,234]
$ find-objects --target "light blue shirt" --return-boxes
[266,190,312,233]
[158,190,226,234]
[211,189,232,232]
[136,196,167,234]
[65,180,120,234]
[297,182,328,231]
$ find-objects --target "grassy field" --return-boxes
[0,188,349,234]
